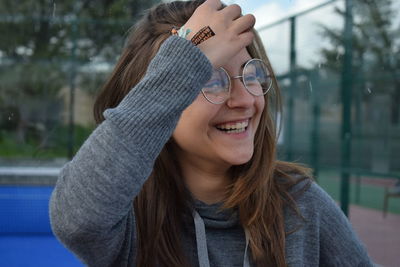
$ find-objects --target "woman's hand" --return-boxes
[183,0,256,68]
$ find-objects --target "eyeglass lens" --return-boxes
[201,59,272,104]
[201,68,230,104]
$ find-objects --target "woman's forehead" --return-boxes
[222,48,252,73]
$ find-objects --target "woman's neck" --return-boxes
[179,158,231,205]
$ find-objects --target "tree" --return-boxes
[0,0,160,147]
[319,0,400,125]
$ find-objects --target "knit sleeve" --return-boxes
[49,36,212,267]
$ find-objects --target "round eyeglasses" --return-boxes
[201,58,273,104]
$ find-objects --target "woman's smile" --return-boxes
[215,118,249,132]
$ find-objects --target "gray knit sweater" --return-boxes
[49,36,374,267]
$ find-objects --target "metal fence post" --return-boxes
[340,0,354,216]
[68,18,78,160]
[310,70,321,180]
[285,16,297,161]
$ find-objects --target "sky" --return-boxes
[225,0,333,27]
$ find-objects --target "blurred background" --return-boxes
[0,0,399,266]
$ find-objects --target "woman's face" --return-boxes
[173,48,265,173]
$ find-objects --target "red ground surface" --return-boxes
[349,205,400,267]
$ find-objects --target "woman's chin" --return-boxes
[223,151,253,166]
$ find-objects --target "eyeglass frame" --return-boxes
[201,58,273,105]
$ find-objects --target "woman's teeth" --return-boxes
[225,128,246,133]
[216,121,249,133]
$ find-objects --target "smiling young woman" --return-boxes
[49,0,374,266]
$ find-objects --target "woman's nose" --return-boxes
[226,78,256,108]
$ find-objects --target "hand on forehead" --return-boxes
[181,0,256,68]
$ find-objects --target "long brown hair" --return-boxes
[93,1,312,266]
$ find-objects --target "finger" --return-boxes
[231,14,256,34]
[203,0,222,10]
[220,4,242,20]
[238,30,255,47]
